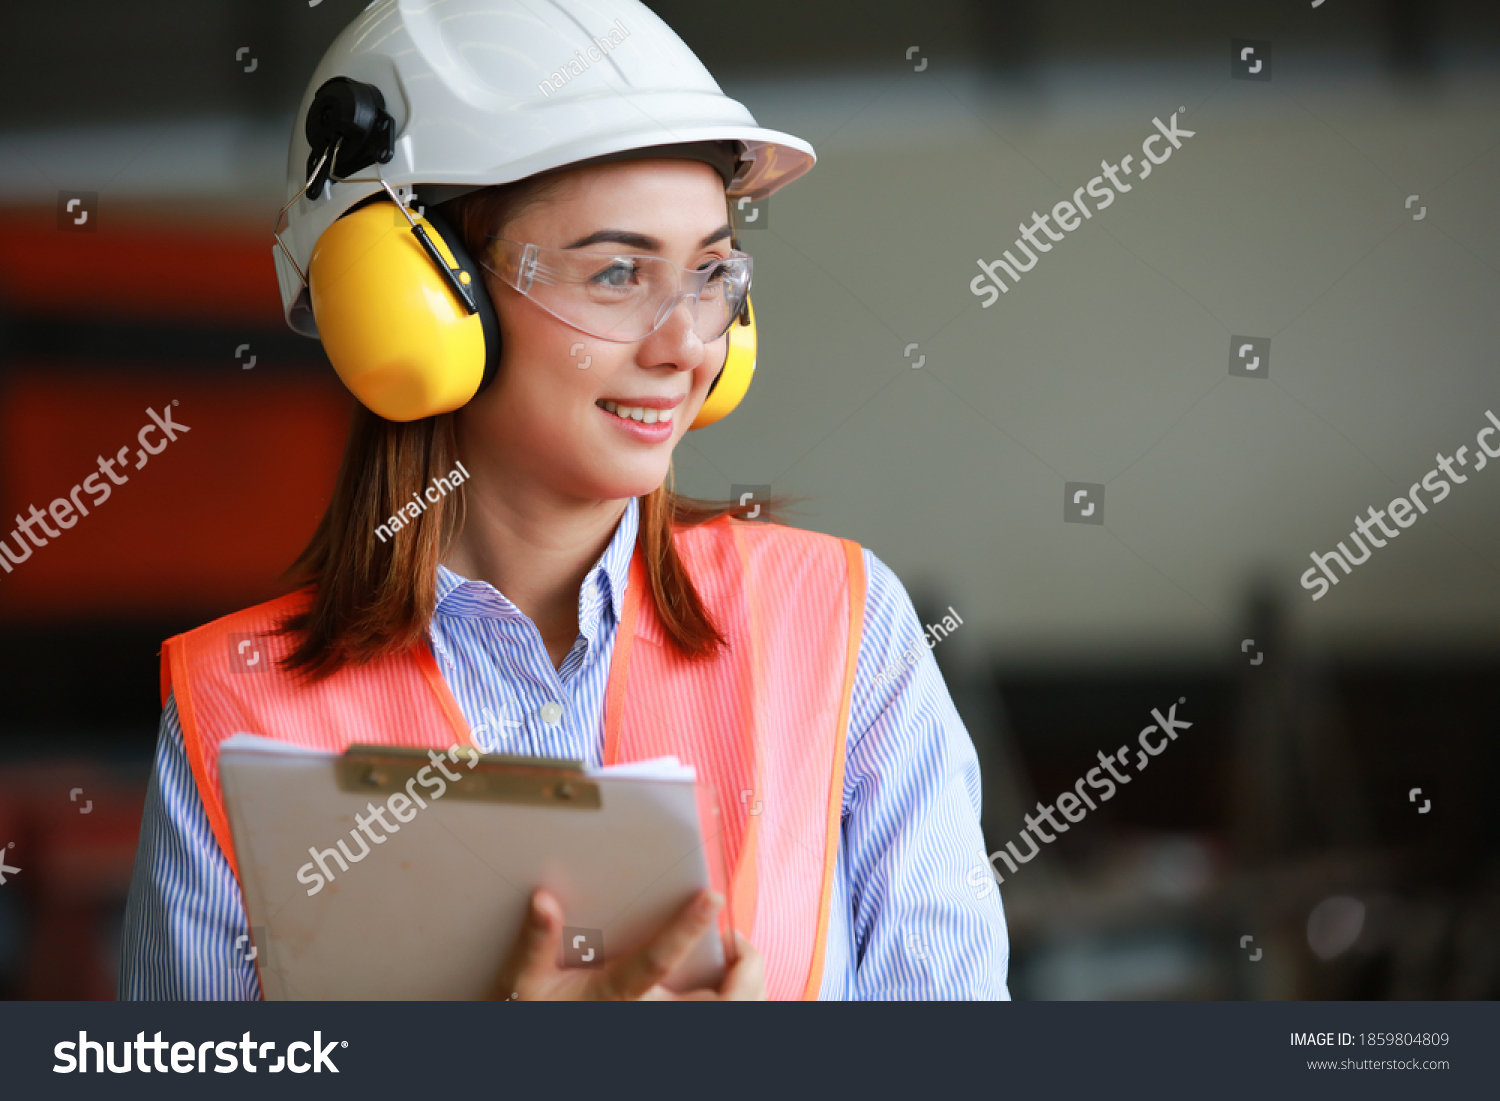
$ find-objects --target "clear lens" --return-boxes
[482,238,751,343]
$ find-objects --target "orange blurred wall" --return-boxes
[0,371,350,619]
[0,208,353,620]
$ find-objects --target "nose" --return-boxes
[642,295,706,370]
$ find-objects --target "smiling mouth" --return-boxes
[596,399,675,425]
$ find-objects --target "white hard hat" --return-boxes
[274,0,816,337]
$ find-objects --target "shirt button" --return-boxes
[539,701,564,725]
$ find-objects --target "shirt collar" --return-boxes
[434,495,638,637]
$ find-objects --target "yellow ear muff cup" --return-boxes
[689,296,756,430]
[308,202,495,422]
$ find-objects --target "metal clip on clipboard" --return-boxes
[336,744,602,809]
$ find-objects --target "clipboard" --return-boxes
[219,735,732,999]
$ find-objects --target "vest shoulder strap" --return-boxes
[617,516,867,998]
[161,587,467,880]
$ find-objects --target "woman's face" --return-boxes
[459,159,733,503]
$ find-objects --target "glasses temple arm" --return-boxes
[726,192,751,326]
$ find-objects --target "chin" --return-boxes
[589,461,672,502]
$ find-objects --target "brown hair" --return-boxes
[279,173,788,682]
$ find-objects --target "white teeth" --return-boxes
[598,400,673,425]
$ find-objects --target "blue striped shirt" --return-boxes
[119,498,1009,999]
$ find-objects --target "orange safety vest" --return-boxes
[162,516,867,1000]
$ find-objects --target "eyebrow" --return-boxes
[563,224,733,251]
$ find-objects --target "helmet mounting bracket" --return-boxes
[305,77,396,201]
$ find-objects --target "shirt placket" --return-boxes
[505,597,597,764]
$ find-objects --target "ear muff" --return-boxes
[308,200,500,422]
[689,296,756,430]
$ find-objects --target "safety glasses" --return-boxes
[480,237,752,343]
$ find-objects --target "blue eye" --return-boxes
[590,260,638,288]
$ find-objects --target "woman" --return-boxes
[119,0,1009,1000]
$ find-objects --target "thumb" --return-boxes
[497,890,563,997]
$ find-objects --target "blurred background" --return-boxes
[1,0,1497,999]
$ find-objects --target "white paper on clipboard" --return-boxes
[218,733,728,999]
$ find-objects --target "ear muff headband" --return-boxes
[308,199,500,422]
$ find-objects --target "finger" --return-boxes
[646,932,760,1002]
[598,889,721,1000]
[494,889,563,998]
[716,932,766,1001]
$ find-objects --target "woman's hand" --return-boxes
[490,888,766,1000]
